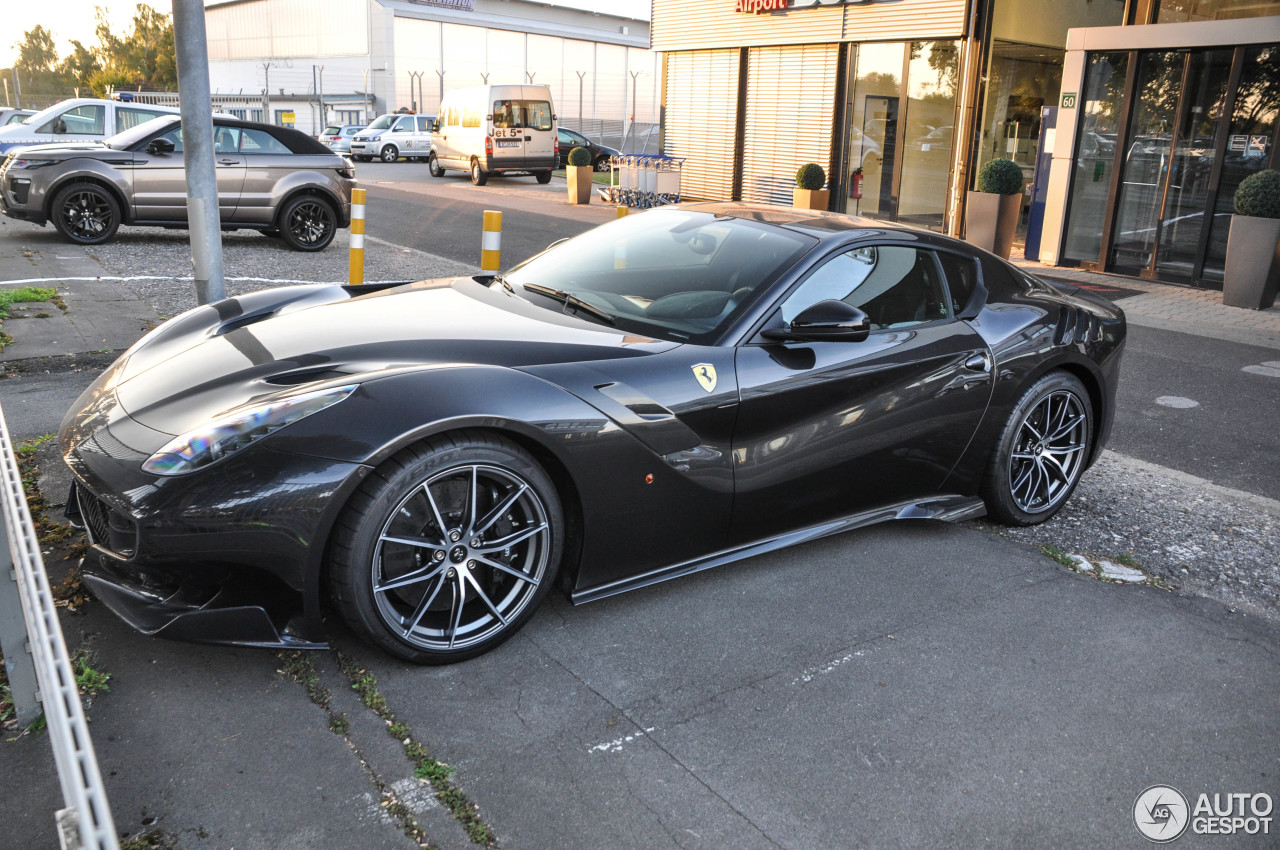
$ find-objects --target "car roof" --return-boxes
[676,201,932,243]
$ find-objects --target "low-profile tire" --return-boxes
[51,182,121,245]
[428,153,444,177]
[380,144,399,163]
[470,158,488,186]
[330,433,564,664]
[981,370,1093,526]
[535,170,552,184]
[278,194,337,251]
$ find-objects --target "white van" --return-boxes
[350,113,436,162]
[428,85,557,185]
[0,98,181,155]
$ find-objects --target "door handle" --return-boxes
[218,158,238,165]
[964,353,991,373]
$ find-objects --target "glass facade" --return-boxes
[1156,0,1280,22]
[1062,52,1129,262]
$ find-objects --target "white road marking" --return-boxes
[1242,362,1280,378]
[791,648,870,686]
[587,726,656,754]
[1155,396,1199,408]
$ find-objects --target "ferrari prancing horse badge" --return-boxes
[692,363,717,393]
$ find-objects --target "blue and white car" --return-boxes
[349,113,435,163]
[0,98,180,155]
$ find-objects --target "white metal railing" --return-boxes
[0,404,118,850]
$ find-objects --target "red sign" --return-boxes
[737,0,788,12]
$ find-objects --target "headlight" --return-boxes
[10,158,53,169]
[142,384,357,476]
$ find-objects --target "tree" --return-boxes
[11,26,74,96]
[60,40,102,92]
[90,3,176,94]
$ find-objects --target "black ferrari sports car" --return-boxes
[60,202,1125,663]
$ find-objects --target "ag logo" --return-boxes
[1134,785,1190,843]
[692,363,717,393]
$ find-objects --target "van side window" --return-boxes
[119,107,170,131]
[462,107,481,128]
[447,106,459,127]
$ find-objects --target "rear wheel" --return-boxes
[51,183,120,245]
[331,433,563,664]
[278,195,337,251]
[380,144,399,163]
[470,158,488,186]
[535,170,552,184]
[428,153,444,177]
[981,370,1093,526]
[593,156,611,173]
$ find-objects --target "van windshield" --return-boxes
[492,100,552,131]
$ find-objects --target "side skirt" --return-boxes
[571,495,987,605]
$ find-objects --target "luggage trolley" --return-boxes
[600,154,686,208]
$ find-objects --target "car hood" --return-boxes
[3,141,125,160]
[113,278,677,435]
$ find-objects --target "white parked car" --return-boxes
[0,98,181,154]
[350,113,435,163]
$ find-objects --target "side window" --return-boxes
[157,127,183,152]
[392,117,410,132]
[525,101,553,131]
[41,104,105,135]
[937,251,979,315]
[781,246,952,329]
[213,126,241,153]
[417,116,432,132]
[462,106,481,128]
[240,128,291,154]
[119,107,169,130]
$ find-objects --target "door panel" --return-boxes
[131,126,243,221]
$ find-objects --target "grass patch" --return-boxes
[335,651,495,846]
[1114,552,1141,568]
[1040,544,1077,568]
[0,287,61,352]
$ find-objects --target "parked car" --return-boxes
[319,123,365,154]
[0,108,36,126]
[428,84,556,185]
[0,114,355,250]
[58,202,1125,663]
[556,127,619,172]
[0,97,181,154]
[350,113,435,162]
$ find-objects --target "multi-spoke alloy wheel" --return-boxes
[278,195,336,251]
[983,370,1093,526]
[332,435,563,663]
[52,183,120,245]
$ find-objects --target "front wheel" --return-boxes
[278,195,337,251]
[535,170,552,184]
[593,156,611,173]
[470,159,487,186]
[981,370,1093,526]
[380,144,399,163]
[51,183,121,245]
[330,433,563,664]
[428,153,444,177]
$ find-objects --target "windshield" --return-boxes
[500,209,814,344]
[105,114,179,149]
[365,115,396,131]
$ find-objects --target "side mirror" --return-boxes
[52,118,68,134]
[431,119,440,132]
[762,300,871,343]
[147,137,175,155]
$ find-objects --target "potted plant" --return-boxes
[793,163,828,211]
[1223,169,1280,310]
[566,146,594,205]
[965,158,1024,259]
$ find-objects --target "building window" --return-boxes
[275,109,295,128]
[336,110,361,124]
[228,108,247,120]
[251,109,263,122]
[1155,0,1280,22]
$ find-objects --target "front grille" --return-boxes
[77,485,138,558]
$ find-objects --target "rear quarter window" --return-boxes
[240,128,292,155]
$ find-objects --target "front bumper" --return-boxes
[0,154,47,224]
[64,412,370,648]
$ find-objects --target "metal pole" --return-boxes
[2,78,10,109]
[576,70,586,132]
[174,0,225,305]
[262,61,272,122]
[12,69,21,109]
[318,66,325,127]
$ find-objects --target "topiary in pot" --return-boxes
[795,163,826,190]
[966,158,1025,259]
[1234,169,1280,219]
[566,146,594,204]
[977,158,1025,195]
[1225,169,1280,309]
[793,163,828,210]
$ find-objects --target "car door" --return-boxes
[131,124,244,221]
[236,127,294,224]
[730,242,994,540]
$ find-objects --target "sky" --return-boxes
[1,0,651,69]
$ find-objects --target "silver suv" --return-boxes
[350,113,435,162]
[0,115,355,251]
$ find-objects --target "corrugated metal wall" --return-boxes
[206,0,370,60]
[652,0,965,52]
[740,44,839,206]
[663,50,741,201]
